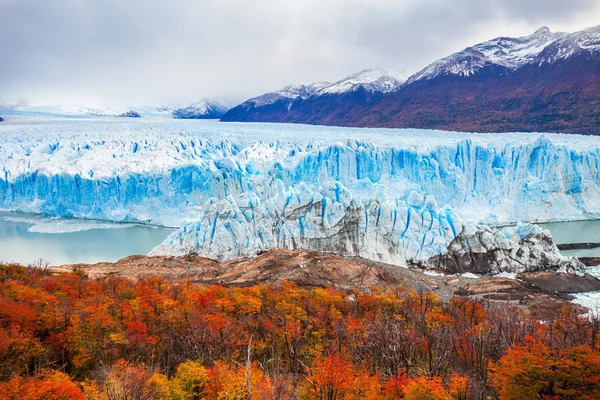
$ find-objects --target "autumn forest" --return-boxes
[1,263,599,400]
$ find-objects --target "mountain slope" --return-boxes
[353,26,600,134]
[406,27,565,84]
[220,69,402,123]
[171,100,229,119]
[222,26,600,134]
[220,82,330,122]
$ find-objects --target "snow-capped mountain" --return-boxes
[171,100,229,119]
[221,69,401,122]
[406,27,565,84]
[3,103,131,117]
[223,25,600,134]
[317,69,403,95]
[355,25,600,134]
[0,103,165,118]
[0,100,231,120]
[535,25,600,65]
[241,82,330,109]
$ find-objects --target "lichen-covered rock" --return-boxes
[427,222,585,275]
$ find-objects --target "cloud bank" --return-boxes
[1,0,598,106]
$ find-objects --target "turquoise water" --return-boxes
[539,219,600,258]
[537,221,600,313]
[0,212,172,266]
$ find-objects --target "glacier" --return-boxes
[149,183,461,266]
[0,116,599,266]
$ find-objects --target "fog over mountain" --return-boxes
[1,0,599,107]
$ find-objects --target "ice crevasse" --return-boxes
[1,118,599,267]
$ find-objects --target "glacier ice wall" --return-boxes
[1,117,600,263]
[2,118,600,226]
[149,183,462,266]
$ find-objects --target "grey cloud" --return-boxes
[0,0,598,106]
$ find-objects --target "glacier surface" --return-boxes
[1,116,599,264]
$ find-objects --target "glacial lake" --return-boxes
[0,212,173,266]
[540,219,600,258]
[0,210,599,266]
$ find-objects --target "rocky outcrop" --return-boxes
[427,223,585,275]
[50,248,600,319]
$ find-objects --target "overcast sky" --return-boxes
[1,0,599,107]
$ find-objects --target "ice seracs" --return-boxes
[150,185,461,266]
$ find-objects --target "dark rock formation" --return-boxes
[427,224,585,275]
[520,272,600,294]
[557,243,600,251]
[579,257,600,267]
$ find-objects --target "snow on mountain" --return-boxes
[247,82,331,108]
[317,69,403,95]
[407,26,566,84]
[1,116,600,267]
[171,100,229,119]
[244,69,402,106]
[221,70,402,122]
[1,103,173,118]
[535,25,600,65]
[8,104,131,117]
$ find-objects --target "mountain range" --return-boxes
[222,25,600,134]
[0,99,229,120]
[2,25,597,133]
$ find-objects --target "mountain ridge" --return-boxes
[222,25,600,134]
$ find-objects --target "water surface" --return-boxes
[540,219,600,258]
[0,212,172,266]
